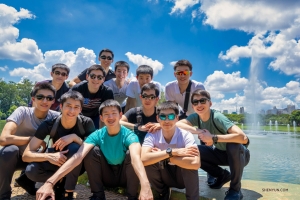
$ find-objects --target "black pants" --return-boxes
[0,145,29,199]
[83,146,139,200]
[198,143,250,191]
[25,142,82,191]
[145,161,199,200]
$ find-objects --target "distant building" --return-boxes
[231,112,237,114]
[223,110,228,114]
[259,109,265,115]
[271,106,278,115]
[287,104,296,114]
[239,107,244,114]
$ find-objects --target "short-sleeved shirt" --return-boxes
[126,79,161,107]
[70,81,114,117]
[142,127,196,150]
[124,107,158,143]
[103,78,129,107]
[165,80,205,116]
[186,109,234,151]
[6,106,59,154]
[34,115,95,143]
[28,80,69,111]
[77,68,116,82]
[84,126,139,165]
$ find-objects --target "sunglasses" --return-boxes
[175,70,190,76]
[100,55,113,60]
[141,94,157,100]
[35,94,55,101]
[89,74,104,80]
[192,98,210,106]
[158,113,176,121]
[53,71,68,77]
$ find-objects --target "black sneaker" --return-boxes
[54,178,66,200]
[15,173,37,195]
[224,188,243,200]
[207,173,216,186]
[209,169,231,189]
[158,188,172,200]
[58,192,74,200]
[89,194,103,200]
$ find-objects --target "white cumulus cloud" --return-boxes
[125,52,164,75]
[0,65,8,71]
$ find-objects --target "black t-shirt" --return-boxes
[70,81,114,117]
[77,68,116,82]
[34,115,95,143]
[28,80,69,111]
[124,107,158,143]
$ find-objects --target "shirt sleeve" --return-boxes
[124,108,136,123]
[84,130,99,146]
[7,107,26,125]
[124,130,139,147]
[183,130,197,147]
[195,81,205,90]
[164,83,173,101]
[142,133,155,148]
[213,112,234,134]
[77,68,88,81]
[186,113,199,127]
[126,81,136,98]
[34,121,52,141]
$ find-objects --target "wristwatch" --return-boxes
[134,124,139,134]
[212,134,218,144]
[166,147,173,157]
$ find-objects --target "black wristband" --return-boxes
[134,124,139,134]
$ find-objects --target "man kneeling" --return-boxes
[36,99,153,200]
[141,101,200,200]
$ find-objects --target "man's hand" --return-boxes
[139,183,153,200]
[151,147,161,152]
[144,122,161,133]
[36,182,54,200]
[47,150,69,166]
[173,146,199,157]
[198,129,213,145]
[53,134,75,151]
[138,125,149,132]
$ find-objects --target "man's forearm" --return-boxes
[119,121,134,130]
[22,151,50,163]
[170,156,200,170]
[176,121,198,134]
[141,150,169,166]
[0,135,31,146]
[217,133,248,144]
[131,152,151,187]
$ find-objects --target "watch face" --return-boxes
[166,147,171,153]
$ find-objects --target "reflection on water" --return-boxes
[195,132,300,184]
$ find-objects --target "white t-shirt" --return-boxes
[165,80,205,116]
[142,127,197,150]
[103,78,129,107]
[126,79,161,107]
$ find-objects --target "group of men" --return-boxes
[0,48,250,200]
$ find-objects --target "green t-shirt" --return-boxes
[186,109,234,151]
[84,125,139,165]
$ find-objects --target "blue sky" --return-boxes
[1,0,300,113]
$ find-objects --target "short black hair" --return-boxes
[114,61,130,72]
[140,83,160,97]
[136,65,153,78]
[156,101,179,115]
[99,49,114,58]
[174,60,192,71]
[60,91,84,108]
[51,63,70,75]
[191,89,211,103]
[86,64,106,77]
[31,82,56,97]
[99,99,121,115]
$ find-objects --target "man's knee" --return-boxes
[226,143,241,155]
[25,163,39,181]
[0,145,19,163]
[65,142,81,158]
[84,146,100,162]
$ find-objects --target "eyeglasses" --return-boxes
[89,73,104,80]
[53,71,68,77]
[141,94,157,100]
[175,70,190,76]
[158,113,176,121]
[35,94,55,101]
[192,98,210,106]
[100,55,113,60]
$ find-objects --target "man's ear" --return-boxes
[189,71,193,77]
[100,115,104,122]
[98,56,101,62]
[60,104,63,110]
[86,73,89,80]
[50,71,54,78]
[174,72,177,78]
[209,101,212,107]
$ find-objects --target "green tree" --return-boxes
[290,110,300,126]
[7,105,18,117]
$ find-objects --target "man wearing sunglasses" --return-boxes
[120,83,160,143]
[0,83,60,200]
[141,101,200,200]
[29,63,70,111]
[176,90,250,200]
[69,49,116,87]
[23,91,95,200]
[165,60,205,117]
[70,64,114,129]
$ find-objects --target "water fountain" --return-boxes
[293,120,296,132]
[275,120,278,132]
[287,124,290,133]
[257,122,260,130]
[241,123,244,130]
[269,120,272,131]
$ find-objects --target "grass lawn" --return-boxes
[237,124,300,132]
[0,120,5,134]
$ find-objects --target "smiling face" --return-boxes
[98,51,113,69]
[137,74,152,88]
[192,94,212,117]
[86,69,105,91]
[115,66,128,81]
[51,68,69,84]
[139,89,159,109]
[32,89,55,112]
[100,106,122,128]
[60,98,82,120]
[157,108,178,132]
[174,65,192,86]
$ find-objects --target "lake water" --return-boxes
[196,131,300,185]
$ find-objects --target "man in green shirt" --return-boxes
[35,100,153,200]
[176,89,250,200]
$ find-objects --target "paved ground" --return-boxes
[11,172,300,199]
